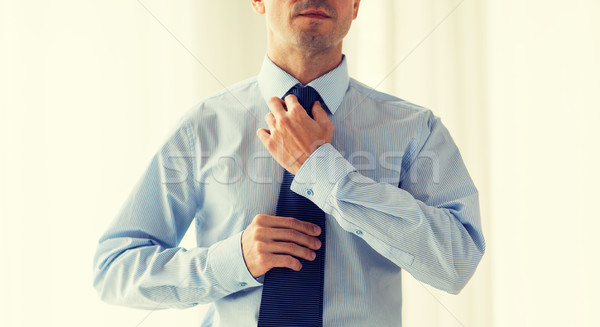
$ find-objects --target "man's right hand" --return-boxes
[241,214,322,278]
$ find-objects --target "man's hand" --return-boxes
[257,94,333,175]
[241,214,322,278]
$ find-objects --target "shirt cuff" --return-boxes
[207,231,263,293]
[291,143,356,211]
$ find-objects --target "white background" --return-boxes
[1,0,599,326]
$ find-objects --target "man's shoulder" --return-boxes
[348,78,430,115]
[181,76,260,121]
[203,76,260,104]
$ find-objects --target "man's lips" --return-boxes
[298,10,331,19]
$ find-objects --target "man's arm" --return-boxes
[292,113,485,294]
[258,97,485,295]
[92,118,261,309]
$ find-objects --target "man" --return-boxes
[93,0,485,326]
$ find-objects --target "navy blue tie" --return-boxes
[257,85,326,327]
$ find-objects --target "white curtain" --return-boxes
[484,1,600,326]
[1,0,599,326]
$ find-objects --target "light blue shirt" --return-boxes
[93,55,485,327]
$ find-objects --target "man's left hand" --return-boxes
[257,94,333,175]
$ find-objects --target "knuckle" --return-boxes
[284,228,297,240]
[287,242,299,253]
[289,106,302,117]
[325,121,334,131]
[285,256,296,267]
[255,241,267,253]
[268,97,280,106]
[254,226,267,237]
[264,138,275,149]
[287,217,299,228]
[272,136,282,145]
[254,214,266,224]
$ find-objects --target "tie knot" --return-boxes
[285,85,321,118]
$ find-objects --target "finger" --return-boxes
[268,227,322,251]
[264,112,276,130]
[263,216,321,236]
[312,101,329,124]
[256,128,272,147]
[270,254,302,271]
[283,94,307,117]
[267,97,287,118]
[268,241,316,262]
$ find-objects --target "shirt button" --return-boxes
[240,282,247,287]
[355,230,363,235]
[307,189,314,196]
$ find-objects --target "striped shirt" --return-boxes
[93,55,485,327]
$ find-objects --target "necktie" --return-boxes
[257,85,326,327]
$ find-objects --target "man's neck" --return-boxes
[267,43,343,85]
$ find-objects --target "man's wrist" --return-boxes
[291,143,356,210]
[207,231,263,293]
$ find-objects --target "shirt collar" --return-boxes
[257,54,350,115]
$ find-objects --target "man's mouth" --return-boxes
[298,10,331,19]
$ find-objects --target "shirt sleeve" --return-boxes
[92,118,262,310]
[290,113,485,295]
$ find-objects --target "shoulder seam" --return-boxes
[183,118,200,209]
[348,78,429,114]
[407,112,435,174]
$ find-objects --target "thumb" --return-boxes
[311,101,329,123]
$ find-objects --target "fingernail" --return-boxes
[313,226,321,234]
